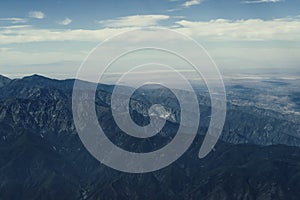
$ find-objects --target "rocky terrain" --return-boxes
[1,74,300,200]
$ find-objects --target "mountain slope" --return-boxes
[0,131,81,200]
[1,131,300,200]
[0,74,300,147]
[0,75,11,88]
[1,74,300,199]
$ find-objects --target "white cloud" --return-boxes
[0,16,300,77]
[0,18,27,23]
[0,16,300,45]
[98,15,170,27]
[207,46,300,70]
[58,18,72,25]
[182,0,204,7]
[28,11,45,19]
[0,49,84,66]
[173,16,186,19]
[167,0,204,11]
[167,8,181,12]
[0,25,31,29]
[0,47,12,52]
[0,26,132,44]
[175,17,300,41]
[244,0,283,3]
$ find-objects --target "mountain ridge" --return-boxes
[0,74,300,147]
[1,74,300,199]
[0,74,11,88]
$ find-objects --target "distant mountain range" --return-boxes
[1,74,300,200]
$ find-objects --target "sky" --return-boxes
[0,0,300,79]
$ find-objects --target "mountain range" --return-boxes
[0,74,300,200]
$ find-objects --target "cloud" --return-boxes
[0,18,27,24]
[0,16,300,45]
[0,25,31,29]
[0,48,85,67]
[243,0,283,3]
[98,15,170,27]
[175,17,300,41]
[167,8,181,12]
[182,0,204,7]
[58,18,72,25]
[0,47,12,52]
[28,11,45,19]
[0,16,300,77]
[0,26,131,44]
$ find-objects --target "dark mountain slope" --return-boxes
[0,75,11,88]
[86,141,300,200]
[1,131,300,200]
[0,74,299,147]
[0,131,81,200]
[0,74,300,199]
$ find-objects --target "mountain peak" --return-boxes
[0,74,11,80]
[0,75,11,87]
[22,74,53,81]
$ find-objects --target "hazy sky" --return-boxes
[0,0,299,79]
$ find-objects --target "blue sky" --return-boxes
[0,0,300,79]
